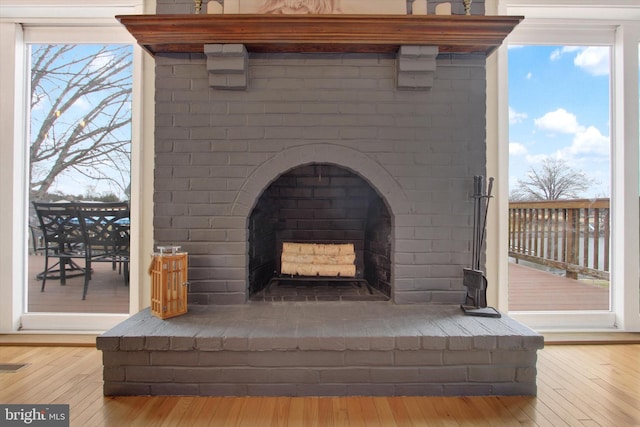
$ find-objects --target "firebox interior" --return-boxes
[248,163,392,299]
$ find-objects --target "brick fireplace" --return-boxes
[153,30,490,306]
[97,1,543,398]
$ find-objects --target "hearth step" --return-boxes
[97,304,543,397]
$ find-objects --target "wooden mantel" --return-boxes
[115,14,523,56]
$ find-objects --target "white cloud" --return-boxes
[525,153,550,165]
[72,97,91,110]
[561,126,610,157]
[526,72,532,80]
[550,46,580,61]
[509,106,528,124]
[534,108,609,162]
[574,46,610,76]
[534,108,584,134]
[31,92,47,112]
[89,52,115,72]
[549,46,609,76]
[509,142,528,156]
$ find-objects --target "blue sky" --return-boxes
[508,45,611,198]
[30,44,133,200]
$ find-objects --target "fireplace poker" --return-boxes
[472,175,484,270]
[471,176,478,270]
[478,176,494,263]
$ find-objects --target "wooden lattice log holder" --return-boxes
[149,251,189,319]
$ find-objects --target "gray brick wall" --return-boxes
[152,3,489,305]
[154,50,487,305]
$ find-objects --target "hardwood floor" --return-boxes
[1,344,639,426]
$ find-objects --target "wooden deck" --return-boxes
[509,262,609,311]
[27,256,609,314]
[28,255,129,314]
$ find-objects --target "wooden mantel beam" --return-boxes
[115,14,523,56]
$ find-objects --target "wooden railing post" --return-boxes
[565,208,578,279]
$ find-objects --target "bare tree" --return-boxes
[29,44,133,200]
[510,157,596,201]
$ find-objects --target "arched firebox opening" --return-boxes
[248,163,392,300]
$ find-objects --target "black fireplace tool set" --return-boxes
[461,175,501,318]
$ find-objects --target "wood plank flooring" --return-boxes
[1,344,638,426]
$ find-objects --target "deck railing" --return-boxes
[508,199,610,280]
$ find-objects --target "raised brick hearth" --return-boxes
[97,303,543,396]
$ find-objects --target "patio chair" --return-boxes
[76,201,130,299]
[29,224,46,255]
[32,201,87,292]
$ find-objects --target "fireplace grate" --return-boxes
[250,278,388,302]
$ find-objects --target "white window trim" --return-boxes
[489,1,640,332]
[0,0,144,22]
[0,0,153,333]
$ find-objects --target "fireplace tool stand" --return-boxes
[461,176,501,318]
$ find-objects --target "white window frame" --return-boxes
[488,0,640,331]
[0,0,152,333]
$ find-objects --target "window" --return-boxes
[27,43,133,314]
[0,0,145,332]
[492,1,640,331]
[507,45,611,312]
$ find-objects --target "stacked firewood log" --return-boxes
[281,242,356,277]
